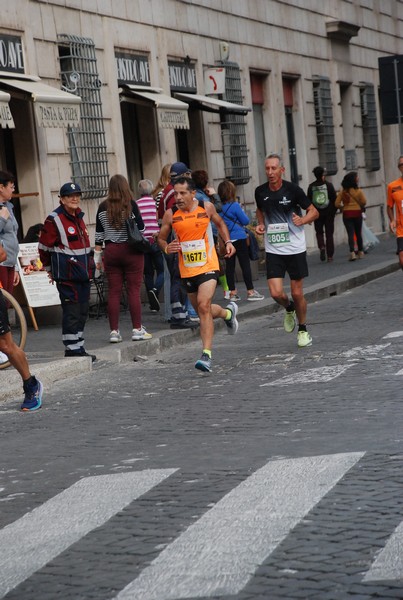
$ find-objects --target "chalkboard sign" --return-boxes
[17,243,60,308]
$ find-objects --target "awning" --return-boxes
[0,90,15,128]
[175,92,251,115]
[120,85,189,130]
[0,78,81,128]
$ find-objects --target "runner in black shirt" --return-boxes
[255,153,318,348]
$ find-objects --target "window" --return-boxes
[58,34,109,200]
[217,61,250,185]
[313,77,337,175]
[360,83,380,172]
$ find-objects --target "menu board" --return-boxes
[17,243,60,308]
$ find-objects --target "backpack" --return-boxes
[311,183,329,209]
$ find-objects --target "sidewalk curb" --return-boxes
[1,258,399,405]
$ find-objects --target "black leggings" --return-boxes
[225,238,253,291]
[343,216,363,252]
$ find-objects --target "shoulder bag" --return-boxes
[126,213,152,253]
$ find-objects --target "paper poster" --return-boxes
[17,243,60,308]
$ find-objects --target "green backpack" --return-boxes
[311,183,329,209]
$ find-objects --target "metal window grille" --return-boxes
[217,61,250,185]
[313,77,338,175]
[360,83,380,172]
[58,34,109,200]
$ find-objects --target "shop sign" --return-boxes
[157,108,189,130]
[204,68,226,95]
[168,61,197,92]
[115,52,150,86]
[0,34,24,74]
[0,98,15,128]
[34,103,80,128]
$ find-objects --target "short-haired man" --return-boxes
[307,166,337,262]
[158,177,238,372]
[0,245,43,411]
[39,182,96,360]
[255,153,319,348]
[386,156,403,270]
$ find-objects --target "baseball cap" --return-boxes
[170,162,190,177]
[59,182,82,196]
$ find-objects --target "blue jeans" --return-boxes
[143,242,164,296]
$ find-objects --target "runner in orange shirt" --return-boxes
[386,155,403,269]
[158,176,238,372]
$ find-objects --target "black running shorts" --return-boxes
[182,271,219,294]
[397,237,403,253]
[265,251,308,280]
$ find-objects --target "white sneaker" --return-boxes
[224,290,231,300]
[247,290,265,301]
[110,330,122,343]
[132,326,152,341]
[0,350,9,364]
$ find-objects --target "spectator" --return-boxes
[0,244,43,411]
[218,179,264,302]
[39,182,96,360]
[0,170,20,295]
[307,166,337,262]
[94,174,152,343]
[335,171,367,261]
[152,163,171,213]
[22,223,43,244]
[136,179,164,312]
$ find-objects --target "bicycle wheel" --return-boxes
[0,288,28,370]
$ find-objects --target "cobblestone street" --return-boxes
[1,271,403,599]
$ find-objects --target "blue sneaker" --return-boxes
[21,377,43,412]
[195,353,212,372]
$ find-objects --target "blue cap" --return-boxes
[170,162,190,177]
[59,182,82,196]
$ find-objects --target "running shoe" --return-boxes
[21,377,43,412]
[229,293,241,301]
[110,330,122,343]
[224,290,231,300]
[65,349,97,362]
[170,319,198,329]
[297,330,312,348]
[132,326,152,341]
[0,350,8,364]
[320,248,326,262]
[148,289,160,312]
[225,301,239,335]
[247,290,265,301]
[284,309,296,333]
[195,352,212,372]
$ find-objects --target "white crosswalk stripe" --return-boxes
[363,520,403,582]
[0,469,177,599]
[113,452,364,600]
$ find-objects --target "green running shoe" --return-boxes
[284,310,296,333]
[297,330,312,348]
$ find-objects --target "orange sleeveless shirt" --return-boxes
[172,202,219,278]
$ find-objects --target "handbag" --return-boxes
[246,230,260,261]
[125,215,152,253]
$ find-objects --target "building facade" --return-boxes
[1,0,402,246]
